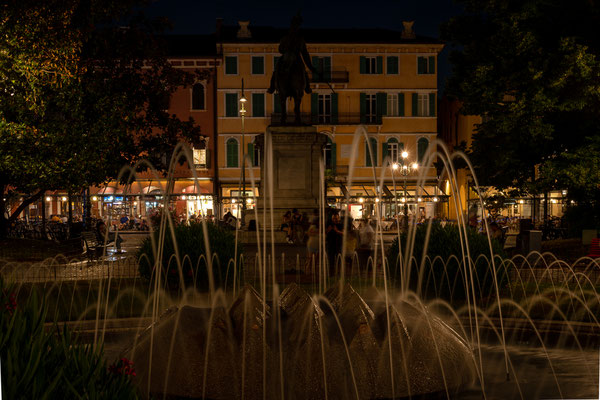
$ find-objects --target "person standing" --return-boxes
[326,212,344,275]
[304,216,319,273]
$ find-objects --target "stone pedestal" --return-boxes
[246,125,327,231]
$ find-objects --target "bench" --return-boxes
[81,231,110,260]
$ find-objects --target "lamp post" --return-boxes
[239,79,247,226]
[397,150,418,230]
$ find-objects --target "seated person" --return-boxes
[96,221,123,252]
[489,222,503,241]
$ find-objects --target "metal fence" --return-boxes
[0,256,139,283]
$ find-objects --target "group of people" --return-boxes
[116,215,150,231]
[280,208,378,273]
[280,208,304,244]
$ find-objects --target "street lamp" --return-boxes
[239,79,247,226]
[398,152,417,230]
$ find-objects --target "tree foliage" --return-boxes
[0,0,209,232]
[442,0,600,202]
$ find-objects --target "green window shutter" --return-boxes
[247,143,254,166]
[360,93,366,123]
[366,138,377,167]
[274,94,281,114]
[331,93,338,124]
[312,56,320,81]
[359,56,366,74]
[418,138,429,163]
[428,56,435,74]
[251,56,264,74]
[252,93,265,117]
[412,93,418,117]
[331,142,337,173]
[398,93,405,116]
[226,139,238,167]
[382,141,388,165]
[417,57,426,74]
[376,92,387,122]
[376,56,383,74]
[225,93,238,117]
[387,56,398,74]
[225,56,237,74]
[273,56,281,70]
[205,149,211,168]
[371,138,378,166]
[311,93,319,124]
[429,93,436,117]
[323,56,331,81]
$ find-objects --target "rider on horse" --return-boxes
[267,13,315,95]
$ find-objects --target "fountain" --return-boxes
[2,128,600,399]
[128,282,475,399]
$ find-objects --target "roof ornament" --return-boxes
[401,21,415,39]
[236,20,251,39]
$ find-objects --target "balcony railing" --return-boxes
[311,68,349,83]
[270,113,382,126]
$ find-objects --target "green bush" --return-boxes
[386,222,508,301]
[137,221,240,289]
[0,281,138,399]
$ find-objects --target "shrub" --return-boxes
[137,221,240,289]
[386,222,508,301]
[0,281,138,399]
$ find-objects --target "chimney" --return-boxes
[401,21,415,39]
[215,18,223,39]
[236,20,251,39]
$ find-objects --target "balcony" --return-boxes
[270,113,382,126]
[311,68,349,83]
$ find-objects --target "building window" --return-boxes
[193,148,207,168]
[360,56,382,74]
[225,93,238,117]
[252,93,265,117]
[417,56,435,74]
[386,56,399,74]
[226,138,239,167]
[324,137,334,170]
[251,56,264,75]
[365,56,376,74]
[191,83,205,110]
[387,139,399,164]
[387,94,398,117]
[318,94,331,123]
[225,56,238,74]
[312,56,331,81]
[365,94,377,123]
[417,93,429,117]
[417,137,429,163]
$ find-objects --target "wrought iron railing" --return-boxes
[270,113,382,126]
[311,68,349,83]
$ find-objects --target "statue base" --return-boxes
[244,125,328,234]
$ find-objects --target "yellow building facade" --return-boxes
[216,23,445,220]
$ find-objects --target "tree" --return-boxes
[442,0,600,204]
[0,0,208,236]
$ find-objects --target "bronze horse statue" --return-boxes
[268,14,317,125]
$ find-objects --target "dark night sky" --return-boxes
[143,0,464,91]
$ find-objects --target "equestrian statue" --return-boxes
[267,13,317,125]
